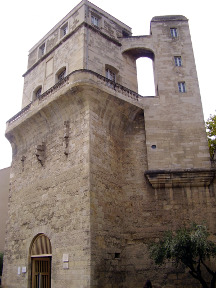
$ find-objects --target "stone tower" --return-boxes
[3,1,216,287]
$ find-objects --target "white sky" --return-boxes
[0,0,215,169]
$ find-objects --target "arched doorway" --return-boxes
[30,234,52,288]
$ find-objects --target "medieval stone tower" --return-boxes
[3,1,216,287]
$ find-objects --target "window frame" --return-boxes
[170,28,178,38]
[60,22,68,38]
[91,14,99,27]
[33,86,42,101]
[56,67,66,83]
[106,68,116,82]
[174,56,182,67]
[178,81,186,93]
[38,43,46,58]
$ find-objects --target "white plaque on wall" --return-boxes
[63,253,69,262]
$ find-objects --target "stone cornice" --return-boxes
[145,168,215,188]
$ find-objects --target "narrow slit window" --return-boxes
[60,23,68,38]
[39,43,45,58]
[178,82,186,93]
[170,28,178,38]
[174,56,182,67]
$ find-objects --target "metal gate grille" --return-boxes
[32,257,51,288]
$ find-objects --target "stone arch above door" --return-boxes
[30,233,52,256]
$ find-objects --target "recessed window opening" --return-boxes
[174,56,182,66]
[35,87,42,98]
[136,57,155,96]
[170,28,178,38]
[60,23,68,38]
[33,86,42,101]
[106,68,116,82]
[39,43,45,58]
[91,15,99,27]
[115,252,120,259]
[178,81,186,93]
[56,67,66,82]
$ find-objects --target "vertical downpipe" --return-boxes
[85,5,89,69]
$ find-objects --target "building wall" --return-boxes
[3,87,93,287]
[88,88,216,288]
[0,167,10,253]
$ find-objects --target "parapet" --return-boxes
[151,15,188,22]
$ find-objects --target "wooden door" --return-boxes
[31,257,51,288]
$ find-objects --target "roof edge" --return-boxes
[151,15,188,22]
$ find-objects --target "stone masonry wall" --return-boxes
[22,27,85,108]
[4,90,92,288]
[86,28,138,92]
[88,88,216,288]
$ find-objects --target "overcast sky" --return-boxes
[0,0,215,169]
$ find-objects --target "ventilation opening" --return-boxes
[114,253,120,259]
[136,57,155,96]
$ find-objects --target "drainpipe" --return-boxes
[85,4,89,69]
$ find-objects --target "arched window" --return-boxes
[33,86,42,101]
[136,57,155,96]
[106,68,116,82]
[30,234,52,288]
[105,64,119,82]
[56,67,66,83]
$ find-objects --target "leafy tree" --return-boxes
[206,114,216,159]
[149,224,216,288]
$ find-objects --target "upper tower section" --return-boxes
[7,1,210,178]
[21,0,132,108]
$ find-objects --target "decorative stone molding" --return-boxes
[145,168,215,188]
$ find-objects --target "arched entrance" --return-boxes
[122,47,156,96]
[30,234,52,288]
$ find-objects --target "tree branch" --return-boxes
[200,258,215,276]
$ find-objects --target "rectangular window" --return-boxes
[91,15,99,27]
[60,23,68,38]
[39,43,45,57]
[106,68,116,82]
[174,56,182,66]
[36,87,42,98]
[170,28,178,38]
[178,82,186,93]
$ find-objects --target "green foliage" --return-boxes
[0,252,3,276]
[149,224,216,288]
[206,114,216,159]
